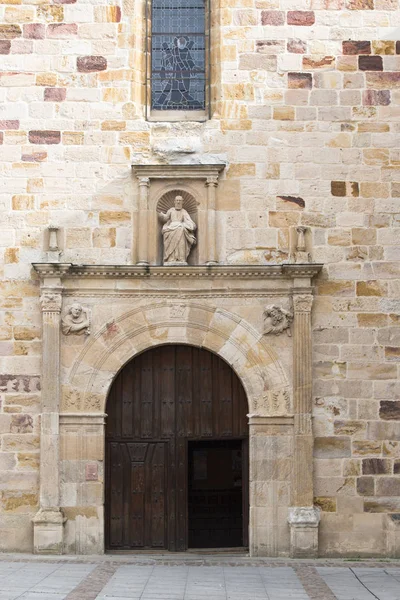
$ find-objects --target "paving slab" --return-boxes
[0,556,399,600]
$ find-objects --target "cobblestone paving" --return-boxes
[0,557,399,600]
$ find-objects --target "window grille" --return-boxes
[146,0,210,117]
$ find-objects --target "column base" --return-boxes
[288,506,320,558]
[33,508,65,555]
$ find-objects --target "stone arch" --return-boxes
[64,302,290,415]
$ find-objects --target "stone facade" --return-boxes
[0,0,399,557]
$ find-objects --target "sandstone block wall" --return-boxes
[0,0,399,555]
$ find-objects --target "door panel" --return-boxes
[105,345,249,551]
[106,441,167,550]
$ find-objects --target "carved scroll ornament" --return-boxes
[263,304,293,336]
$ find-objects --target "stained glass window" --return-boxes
[148,0,208,112]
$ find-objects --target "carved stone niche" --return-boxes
[132,163,225,265]
[156,189,199,266]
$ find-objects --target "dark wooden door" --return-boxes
[105,345,248,551]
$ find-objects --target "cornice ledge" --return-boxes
[282,264,323,277]
[132,163,226,179]
[33,263,72,278]
[32,263,323,279]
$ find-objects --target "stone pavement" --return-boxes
[0,555,399,600]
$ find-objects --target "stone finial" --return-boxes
[61,303,90,336]
[296,226,307,252]
[263,304,293,336]
[294,226,311,263]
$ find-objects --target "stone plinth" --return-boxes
[33,508,65,555]
[288,506,320,558]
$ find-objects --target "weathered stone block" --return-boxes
[77,56,107,72]
[362,459,391,475]
[343,41,371,55]
[357,477,374,496]
[260,10,284,25]
[288,72,312,89]
[314,437,351,458]
[380,401,400,420]
[376,478,400,496]
[28,131,61,144]
[287,11,315,25]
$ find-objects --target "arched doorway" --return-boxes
[105,344,249,552]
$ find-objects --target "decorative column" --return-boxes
[205,176,218,265]
[33,286,65,554]
[288,293,320,557]
[137,176,150,265]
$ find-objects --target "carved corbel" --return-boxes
[61,303,90,336]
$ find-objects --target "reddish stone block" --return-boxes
[0,25,22,39]
[44,87,66,101]
[261,11,284,25]
[47,23,77,38]
[23,24,45,40]
[0,120,19,129]
[287,39,306,54]
[287,11,315,25]
[359,55,383,71]
[29,130,61,144]
[363,90,390,105]
[288,72,312,89]
[343,41,371,55]
[0,41,11,54]
[77,56,107,72]
[303,55,335,69]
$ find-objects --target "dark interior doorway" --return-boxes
[188,440,246,548]
[105,344,249,551]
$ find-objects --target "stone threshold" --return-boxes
[0,553,399,568]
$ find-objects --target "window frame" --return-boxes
[145,0,211,121]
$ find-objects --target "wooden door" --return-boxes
[105,345,248,551]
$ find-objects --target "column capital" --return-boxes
[293,294,313,313]
[205,175,219,187]
[40,289,63,313]
[137,176,150,187]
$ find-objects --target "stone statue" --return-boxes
[62,303,90,336]
[158,195,196,265]
[263,305,293,336]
